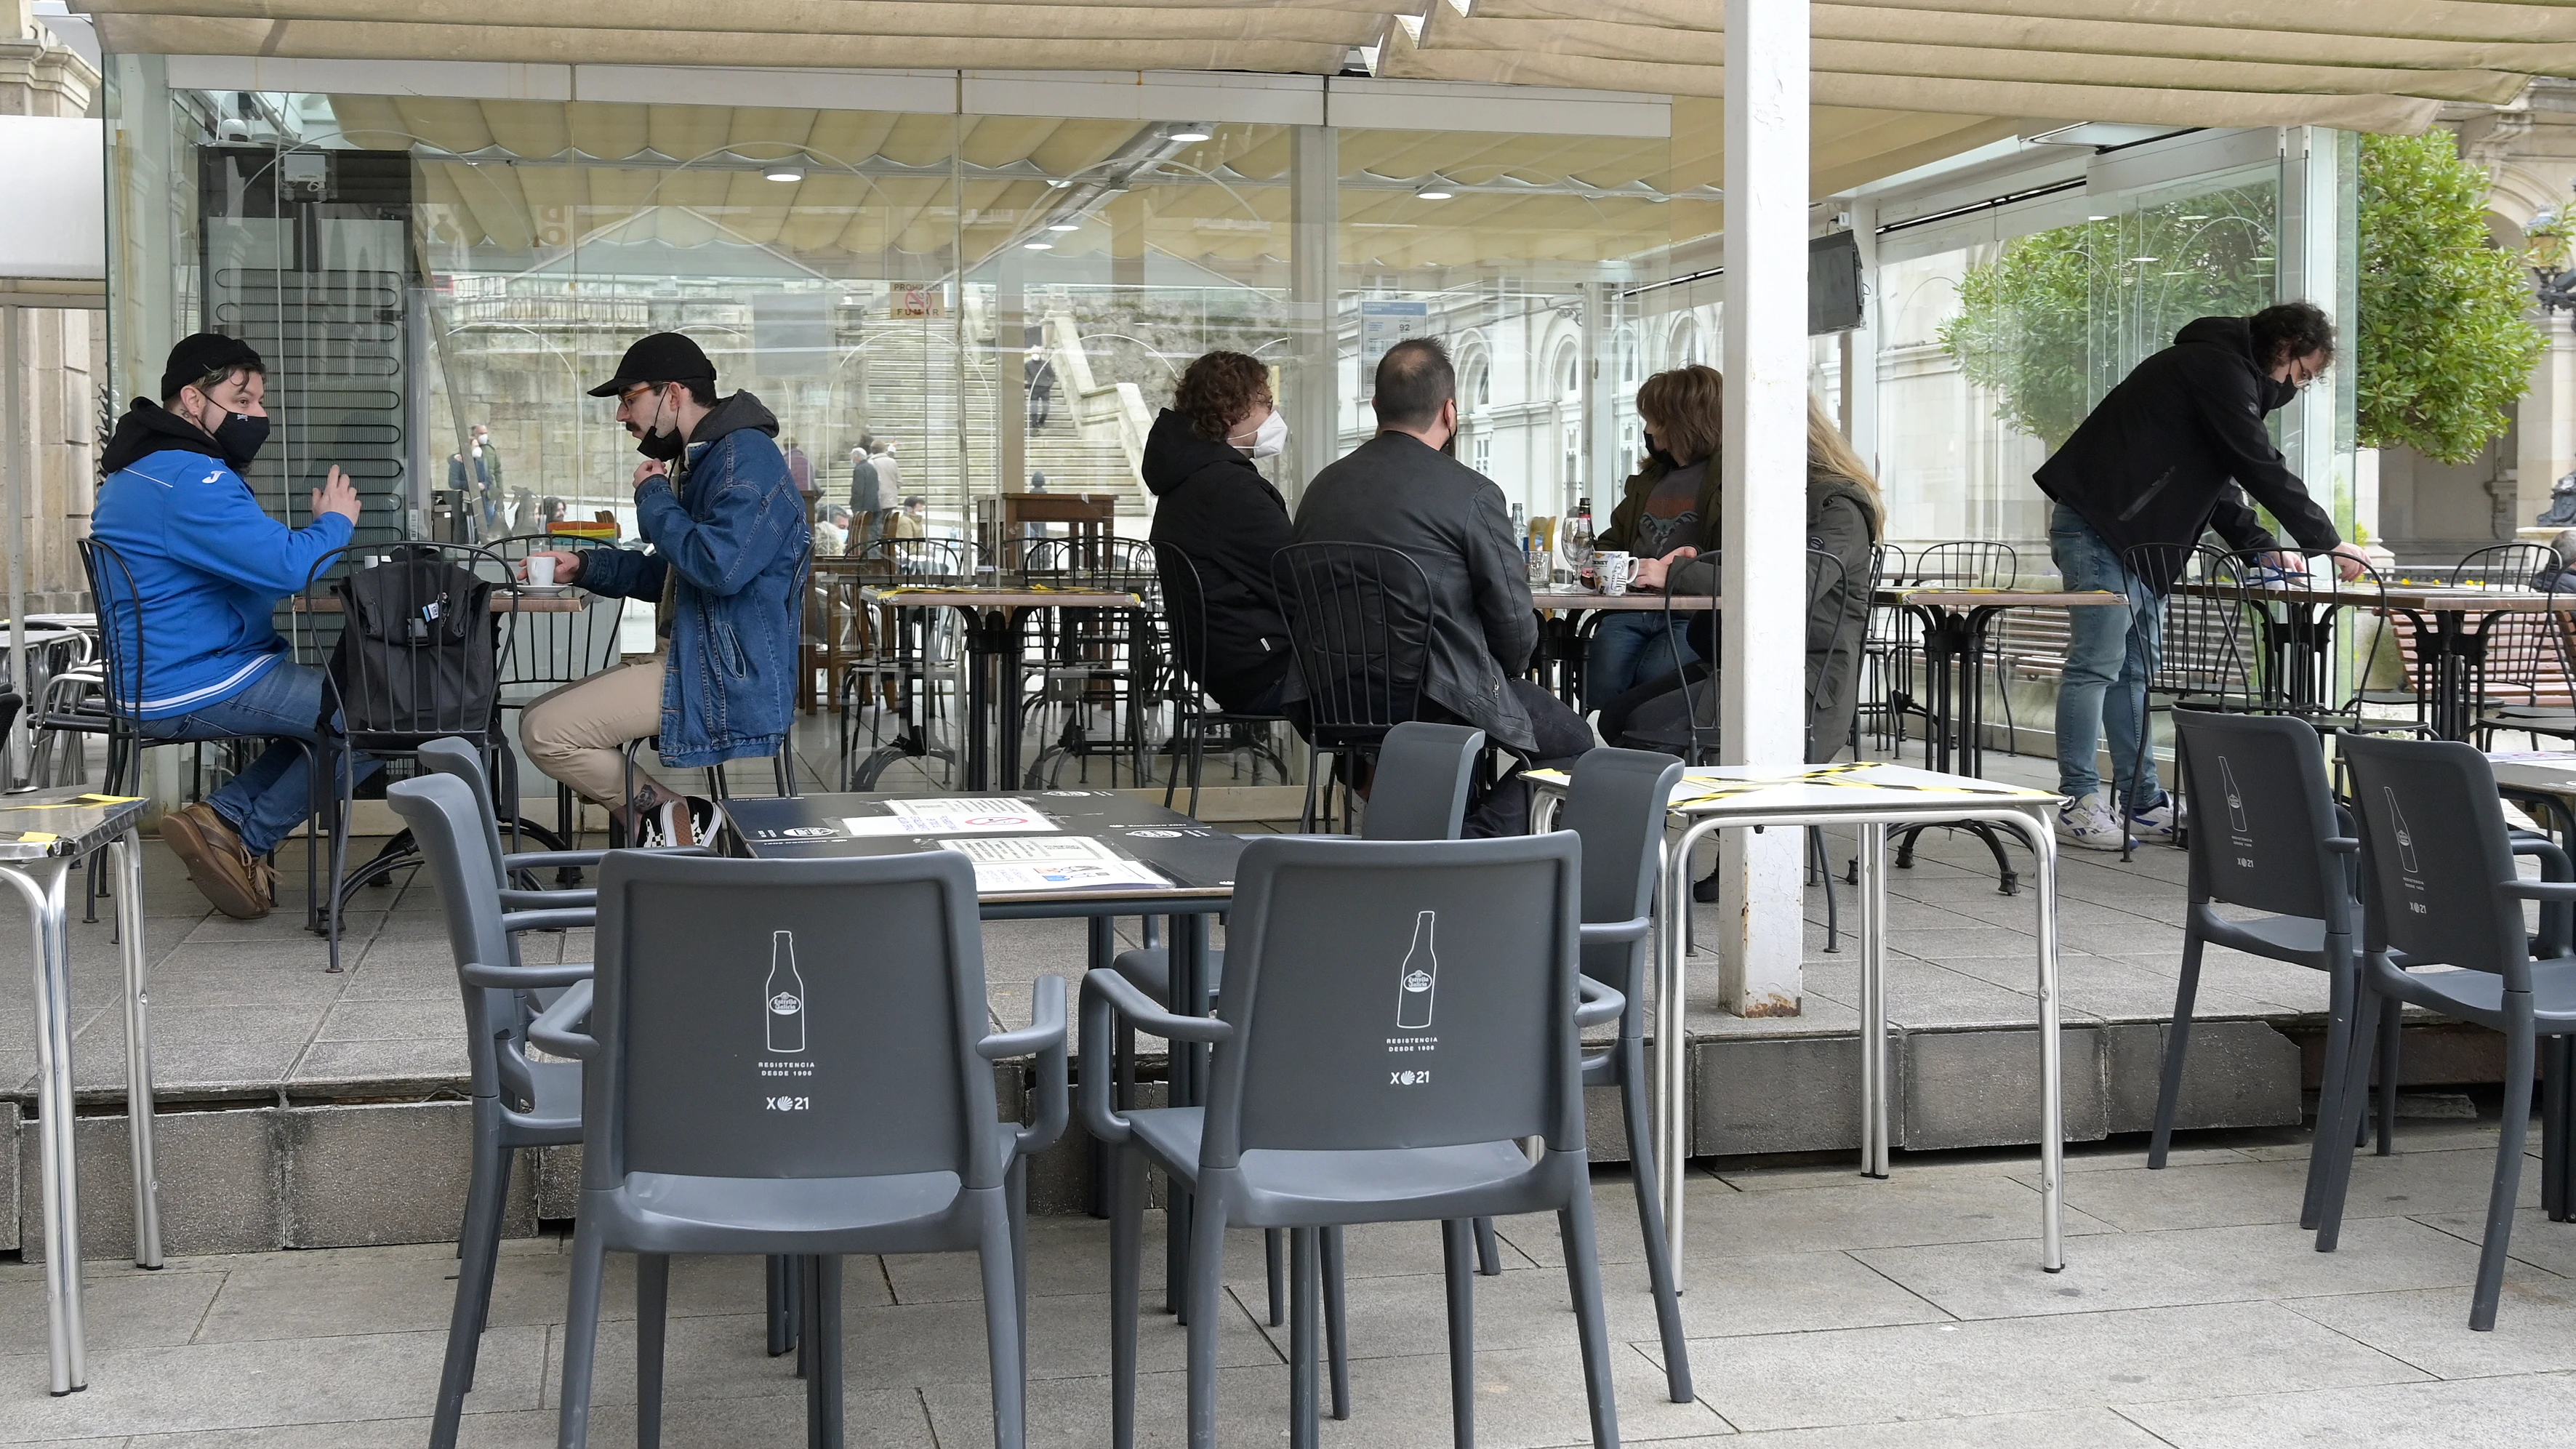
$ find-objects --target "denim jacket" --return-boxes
[578,390,809,768]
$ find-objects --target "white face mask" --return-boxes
[1243,409,1288,459]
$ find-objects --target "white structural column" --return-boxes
[1288,124,1339,506]
[1715,0,1811,1017]
[2279,126,2356,528]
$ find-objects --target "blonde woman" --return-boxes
[1586,365,1725,710]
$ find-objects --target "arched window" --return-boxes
[1617,326,1640,385]
[1553,342,1581,400]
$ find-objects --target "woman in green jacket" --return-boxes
[1584,365,1727,712]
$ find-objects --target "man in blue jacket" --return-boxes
[518,333,808,845]
[91,332,374,918]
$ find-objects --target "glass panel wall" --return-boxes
[1874,159,2283,558]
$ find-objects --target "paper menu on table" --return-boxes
[848,797,1058,835]
[938,834,1168,891]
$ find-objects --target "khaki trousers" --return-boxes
[520,657,665,806]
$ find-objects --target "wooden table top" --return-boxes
[2170,579,2576,612]
[292,590,587,614]
[859,586,1144,609]
[1887,588,2128,609]
[1530,590,1719,611]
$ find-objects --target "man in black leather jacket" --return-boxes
[2034,302,2368,851]
[1291,338,1592,766]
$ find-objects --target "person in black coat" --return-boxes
[1290,338,1592,765]
[2034,302,2370,851]
[1144,352,1295,715]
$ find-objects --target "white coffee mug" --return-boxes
[1596,550,1635,597]
[525,555,558,587]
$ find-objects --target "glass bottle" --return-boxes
[766,930,807,1054]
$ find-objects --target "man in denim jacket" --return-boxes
[519,333,808,844]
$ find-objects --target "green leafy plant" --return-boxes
[1940,132,2540,467]
[1938,189,2275,452]
[2356,130,2543,464]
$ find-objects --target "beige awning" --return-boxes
[76,0,2576,193]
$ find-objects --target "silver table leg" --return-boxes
[8,857,84,1394]
[1857,821,1890,1178]
[2023,810,2066,1272]
[112,832,162,1269]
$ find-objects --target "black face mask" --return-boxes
[2260,375,2298,414]
[212,411,269,470]
[633,391,687,461]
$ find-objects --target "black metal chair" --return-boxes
[2114,543,2259,859]
[70,537,324,922]
[295,540,519,971]
[1019,536,1157,789]
[481,534,628,852]
[840,538,970,790]
[1272,542,1439,832]
[1149,542,1292,817]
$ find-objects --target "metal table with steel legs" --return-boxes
[1,789,163,1395]
[1537,762,2069,1272]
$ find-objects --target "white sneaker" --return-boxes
[2055,794,2125,851]
[2127,792,2185,840]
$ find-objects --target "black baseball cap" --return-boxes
[160,332,265,402]
[587,332,716,398]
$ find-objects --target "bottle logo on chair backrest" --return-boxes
[2385,787,2421,878]
[2219,755,2250,837]
[765,930,806,1054]
[1396,911,1437,1030]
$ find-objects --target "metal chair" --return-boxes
[2450,546,2576,750]
[1910,539,2021,752]
[481,534,628,850]
[385,772,592,1449]
[68,537,322,921]
[534,848,1068,1448]
[1019,536,1157,789]
[840,538,970,790]
[1855,541,1911,752]
[1271,542,1437,832]
[1149,541,1292,818]
[1081,832,1624,1449]
[2113,544,2258,859]
[294,540,519,970]
[2317,733,2576,1330]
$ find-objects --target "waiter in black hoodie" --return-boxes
[1143,350,1295,715]
[2034,302,2370,851]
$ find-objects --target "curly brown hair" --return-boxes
[1174,351,1273,443]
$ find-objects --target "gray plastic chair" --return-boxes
[2316,733,2576,1330]
[384,774,594,1449]
[531,848,1067,1447]
[1107,718,1485,1365]
[1081,832,1624,1449]
[1562,746,1693,1402]
[2151,711,2391,1227]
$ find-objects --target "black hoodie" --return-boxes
[1141,407,1293,713]
[101,398,226,477]
[2033,315,2340,593]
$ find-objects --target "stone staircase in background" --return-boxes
[853,317,1148,527]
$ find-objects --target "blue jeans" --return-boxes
[1584,611,1700,715]
[2050,503,2160,811]
[141,660,383,856]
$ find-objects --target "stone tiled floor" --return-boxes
[8,1119,2576,1445]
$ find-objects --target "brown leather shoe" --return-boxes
[161,801,270,920]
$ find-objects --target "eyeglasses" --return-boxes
[2289,358,2325,390]
[617,382,662,406]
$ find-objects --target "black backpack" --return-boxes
[327,549,499,740]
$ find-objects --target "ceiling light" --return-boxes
[765,167,804,182]
[1047,222,1080,232]
[1416,183,1455,201]
[1168,128,1212,143]
[1023,241,1054,251]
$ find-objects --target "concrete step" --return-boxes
[12,1016,2336,1261]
